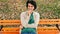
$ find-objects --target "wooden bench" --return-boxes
[0,19,60,34]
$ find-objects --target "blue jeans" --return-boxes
[21,31,36,34]
[21,28,36,34]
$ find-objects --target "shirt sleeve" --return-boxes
[20,12,28,28]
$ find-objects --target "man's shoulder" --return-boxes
[34,11,39,15]
[21,12,26,15]
[34,11,40,18]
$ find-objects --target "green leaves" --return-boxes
[0,0,60,20]
[0,0,8,2]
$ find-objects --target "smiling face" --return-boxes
[28,3,34,11]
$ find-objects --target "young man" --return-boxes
[20,0,40,34]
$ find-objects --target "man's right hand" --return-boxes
[20,25,23,29]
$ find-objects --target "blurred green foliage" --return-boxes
[0,0,60,20]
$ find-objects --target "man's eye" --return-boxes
[31,6,33,7]
[28,6,33,7]
[28,6,30,7]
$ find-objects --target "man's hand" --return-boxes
[20,25,23,29]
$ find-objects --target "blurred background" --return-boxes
[0,0,60,20]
